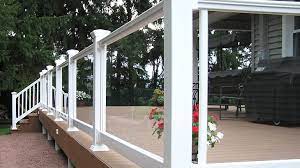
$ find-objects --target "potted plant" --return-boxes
[148,89,224,162]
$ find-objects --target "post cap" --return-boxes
[55,55,66,66]
[42,69,48,75]
[67,49,79,59]
[90,29,111,39]
[11,92,17,95]
[46,65,54,71]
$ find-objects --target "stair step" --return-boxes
[19,119,30,124]
[28,112,39,117]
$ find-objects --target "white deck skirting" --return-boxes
[204,159,300,168]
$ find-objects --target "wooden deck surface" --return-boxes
[76,106,300,164]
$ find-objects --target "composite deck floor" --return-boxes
[77,106,300,163]
[0,132,67,168]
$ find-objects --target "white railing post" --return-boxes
[42,69,48,111]
[55,57,66,121]
[11,92,17,130]
[163,0,193,167]
[90,29,111,151]
[46,65,54,115]
[67,49,79,132]
[39,72,43,110]
[198,9,209,166]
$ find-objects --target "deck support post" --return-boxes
[198,9,209,166]
[47,132,53,141]
[46,65,54,115]
[163,0,193,167]
[54,57,65,122]
[90,29,111,151]
[67,49,79,132]
[55,141,61,151]
[68,158,74,168]
[11,92,17,130]
[42,126,46,135]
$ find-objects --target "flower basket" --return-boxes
[76,91,91,107]
[77,100,87,107]
[148,89,224,163]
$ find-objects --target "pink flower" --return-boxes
[149,107,157,119]
[157,120,164,129]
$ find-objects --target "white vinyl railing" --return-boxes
[11,1,194,168]
[11,79,41,129]
[10,1,300,168]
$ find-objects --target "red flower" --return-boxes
[192,126,198,134]
[158,120,164,129]
[149,107,157,119]
[193,104,199,112]
[193,111,199,123]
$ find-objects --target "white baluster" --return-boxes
[21,92,24,115]
[33,83,36,106]
[64,95,67,114]
[67,49,79,132]
[90,29,111,151]
[37,81,39,104]
[25,90,27,112]
[11,92,17,130]
[18,94,20,117]
[29,87,32,109]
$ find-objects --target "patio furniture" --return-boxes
[245,57,300,125]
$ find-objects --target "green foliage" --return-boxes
[149,88,164,106]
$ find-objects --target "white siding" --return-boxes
[268,15,282,59]
[253,14,282,62]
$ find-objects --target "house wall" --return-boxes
[252,14,283,67]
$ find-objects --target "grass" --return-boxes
[0,124,11,135]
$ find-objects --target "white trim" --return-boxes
[100,131,163,168]
[99,2,163,46]
[73,118,93,136]
[282,15,294,58]
[90,29,110,151]
[202,159,300,168]
[163,0,193,167]
[70,44,93,61]
[16,79,40,97]
[198,9,209,166]
[293,29,300,34]
[197,0,300,15]
[16,104,40,123]
[67,49,79,132]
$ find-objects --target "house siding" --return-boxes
[267,15,282,59]
[253,14,283,63]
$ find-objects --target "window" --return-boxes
[294,16,300,57]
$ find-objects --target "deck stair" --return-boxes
[11,79,42,131]
[14,112,41,133]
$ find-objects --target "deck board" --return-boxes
[76,106,300,164]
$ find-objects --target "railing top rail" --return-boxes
[16,78,40,97]
[99,2,163,46]
[70,44,93,61]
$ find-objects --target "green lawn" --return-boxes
[0,124,11,135]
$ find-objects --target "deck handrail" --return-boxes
[11,1,193,167]
[99,1,163,46]
[11,79,41,129]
